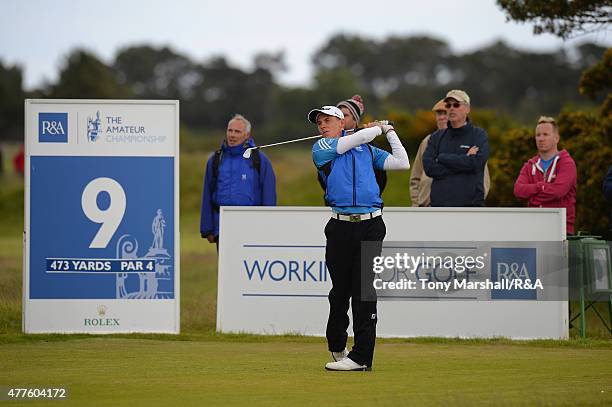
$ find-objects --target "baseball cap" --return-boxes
[444,89,470,105]
[307,106,344,124]
[431,99,446,112]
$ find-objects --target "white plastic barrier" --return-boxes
[217,207,567,339]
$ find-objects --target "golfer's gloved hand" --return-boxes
[381,124,394,134]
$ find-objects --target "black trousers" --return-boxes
[324,216,386,367]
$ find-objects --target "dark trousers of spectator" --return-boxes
[324,216,385,367]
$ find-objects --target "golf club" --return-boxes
[243,134,323,159]
[242,120,394,158]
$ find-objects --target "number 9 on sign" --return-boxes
[81,177,126,249]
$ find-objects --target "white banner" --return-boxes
[24,99,180,333]
[218,207,568,339]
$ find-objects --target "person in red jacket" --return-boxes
[13,145,24,177]
[514,116,577,234]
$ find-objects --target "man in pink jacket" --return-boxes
[514,116,577,234]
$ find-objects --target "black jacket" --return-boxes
[423,120,489,207]
[604,165,612,202]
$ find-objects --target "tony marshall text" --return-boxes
[373,278,544,291]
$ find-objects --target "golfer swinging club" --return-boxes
[309,105,410,371]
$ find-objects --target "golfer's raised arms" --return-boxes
[313,124,409,171]
[336,126,381,154]
[381,127,410,170]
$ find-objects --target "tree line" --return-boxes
[0,34,606,142]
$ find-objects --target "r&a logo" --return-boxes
[491,248,537,300]
[39,112,68,143]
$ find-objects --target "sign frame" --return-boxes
[23,99,180,334]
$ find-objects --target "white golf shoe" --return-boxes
[325,357,371,371]
[331,348,349,362]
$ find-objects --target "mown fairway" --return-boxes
[1,337,612,406]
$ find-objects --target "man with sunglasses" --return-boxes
[422,90,489,207]
[410,99,491,207]
[514,116,577,234]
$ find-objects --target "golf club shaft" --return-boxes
[253,121,393,150]
[252,134,323,151]
[246,120,394,157]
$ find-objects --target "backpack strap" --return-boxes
[251,148,262,174]
[210,149,222,211]
[211,149,222,190]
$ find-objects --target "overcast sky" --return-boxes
[1,0,609,90]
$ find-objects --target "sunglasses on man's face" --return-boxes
[445,102,462,109]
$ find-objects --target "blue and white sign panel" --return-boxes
[24,99,179,333]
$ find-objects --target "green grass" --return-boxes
[1,147,611,406]
[0,339,610,406]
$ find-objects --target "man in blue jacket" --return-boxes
[200,114,276,249]
[310,105,410,371]
[423,90,489,207]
